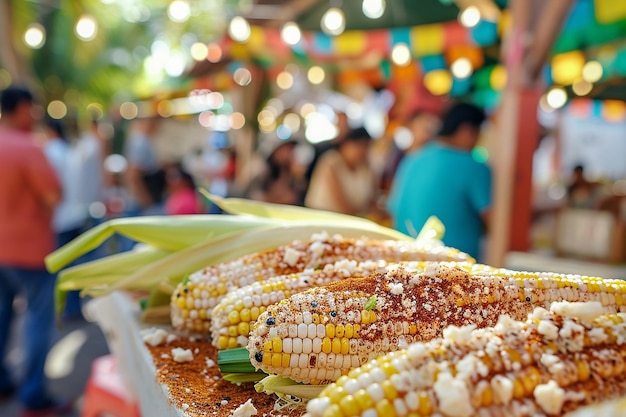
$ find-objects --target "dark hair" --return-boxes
[340,127,372,145]
[574,164,584,173]
[0,86,34,114]
[45,117,66,140]
[438,102,486,137]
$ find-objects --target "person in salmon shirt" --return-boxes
[0,86,72,416]
[164,166,204,215]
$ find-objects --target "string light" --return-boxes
[459,6,481,28]
[307,66,326,84]
[450,57,473,79]
[281,22,302,46]
[321,7,346,36]
[24,24,45,49]
[362,0,385,19]
[75,15,98,41]
[229,16,251,42]
[168,0,191,23]
[391,43,411,66]
[545,87,568,109]
[582,61,603,83]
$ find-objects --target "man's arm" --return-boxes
[468,163,493,231]
[27,145,62,208]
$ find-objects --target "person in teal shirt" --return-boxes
[387,102,491,260]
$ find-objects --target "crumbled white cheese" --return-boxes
[389,282,404,295]
[540,354,564,374]
[397,336,409,349]
[529,307,550,321]
[310,231,330,241]
[229,399,257,417]
[221,400,229,406]
[182,403,190,410]
[455,353,480,380]
[443,324,476,344]
[283,248,302,267]
[534,380,565,415]
[206,358,216,368]
[161,354,170,359]
[185,388,191,393]
[559,320,586,351]
[309,241,326,257]
[494,315,523,334]
[166,334,178,344]
[537,320,559,340]
[433,372,473,417]
[589,327,608,344]
[171,348,194,363]
[334,259,357,275]
[142,328,168,347]
[491,375,513,405]
[550,301,605,323]
[423,263,440,277]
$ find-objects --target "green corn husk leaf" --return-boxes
[416,215,446,241]
[98,220,414,297]
[54,246,170,318]
[201,191,412,242]
[222,373,266,384]
[255,375,324,400]
[218,348,259,373]
[46,215,279,273]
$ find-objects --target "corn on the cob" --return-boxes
[211,261,486,349]
[306,301,626,417]
[247,264,626,384]
[171,234,472,334]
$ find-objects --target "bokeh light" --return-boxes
[206,43,223,63]
[362,0,386,19]
[572,80,593,96]
[424,70,453,95]
[75,15,98,41]
[168,0,191,23]
[120,102,138,120]
[47,101,67,119]
[190,42,208,61]
[391,43,411,66]
[450,57,473,79]
[545,87,568,110]
[459,6,481,28]
[24,24,46,49]
[229,16,251,42]
[307,66,326,85]
[230,112,245,129]
[283,113,301,132]
[582,61,603,83]
[276,71,294,90]
[233,68,252,86]
[281,22,302,46]
[321,8,346,36]
[300,103,316,118]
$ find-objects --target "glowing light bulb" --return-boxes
[321,8,346,36]
[281,22,302,46]
[75,15,98,41]
[24,24,45,49]
[362,0,385,19]
[229,16,251,42]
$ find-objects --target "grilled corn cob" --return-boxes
[306,301,626,417]
[171,234,472,334]
[247,264,626,384]
[211,261,487,349]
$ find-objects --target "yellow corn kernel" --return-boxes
[227,337,238,349]
[282,353,290,368]
[250,307,260,321]
[381,361,397,377]
[262,351,272,366]
[326,324,336,338]
[259,306,267,314]
[512,378,524,398]
[176,298,186,309]
[312,314,320,324]
[323,337,332,354]
[481,385,493,407]
[336,325,345,338]
[328,386,346,404]
[218,336,229,350]
[381,380,398,400]
[217,282,227,295]
[332,338,342,354]
[198,309,207,320]
[263,341,273,352]
[240,308,251,322]
[354,389,373,410]
[263,284,272,293]
[409,324,417,335]
[361,311,370,324]
[228,310,240,325]
[228,326,238,337]
[272,353,282,368]
[375,399,397,417]
[272,337,283,354]
[353,324,360,338]
[185,298,194,309]
[341,338,350,355]
[238,322,250,336]
[181,310,189,319]
[576,359,590,381]
[417,392,432,415]
[345,324,354,338]
[339,395,360,417]
[322,404,344,417]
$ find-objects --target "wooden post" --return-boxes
[487,0,573,265]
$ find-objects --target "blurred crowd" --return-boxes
[0,84,494,415]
